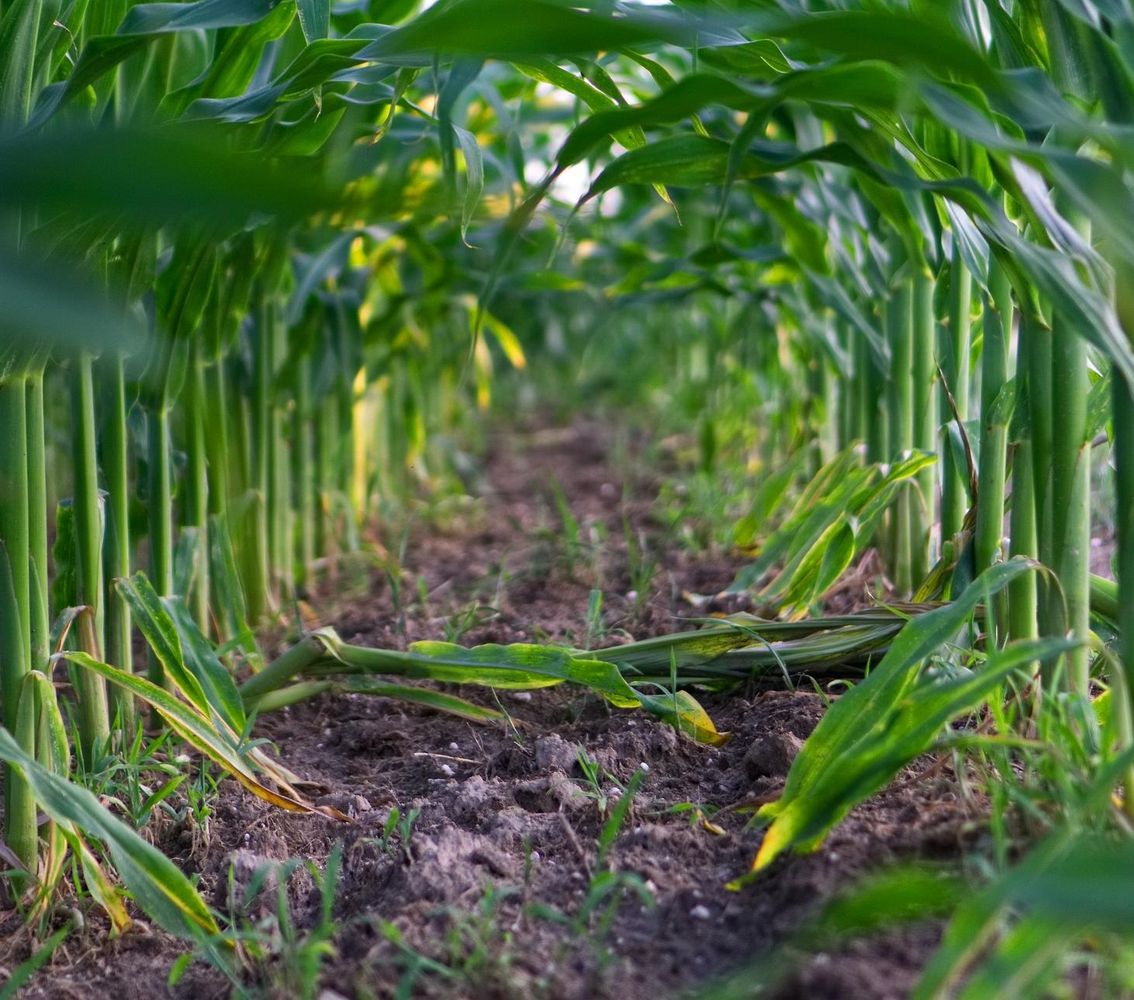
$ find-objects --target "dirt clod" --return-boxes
[742,731,804,780]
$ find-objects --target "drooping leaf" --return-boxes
[0,726,221,944]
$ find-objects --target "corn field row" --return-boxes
[3,0,1134,992]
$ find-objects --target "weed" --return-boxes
[372,805,421,863]
[575,749,621,818]
[79,724,185,831]
[551,478,583,572]
[622,517,657,617]
[596,767,645,870]
[657,800,726,835]
[584,589,606,650]
[173,844,344,999]
[443,603,500,644]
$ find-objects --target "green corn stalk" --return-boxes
[0,371,38,874]
[147,404,175,599]
[25,368,48,675]
[71,354,111,754]
[886,276,914,595]
[940,247,972,547]
[255,294,291,606]
[314,392,337,571]
[1023,307,1055,586]
[184,347,210,633]
[204,359,231,520]
[250,292,279,618]
[1049,213,1093,696]
[293,352,316,593]
[853,315,871,447]
[1007,385,1039,646]
[865,306,890,467]
[910,270,937,586]
[1113,289,1134,817]
[974,260,1014,649]
[99,354,135,730]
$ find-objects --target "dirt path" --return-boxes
[19,422,975,999]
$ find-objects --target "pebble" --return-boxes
[440,763,455,777]
[639,762,649,772]
[316,793,373,817]
[449,742,459,752]
[511,692,533,702]
[690,904,711,921]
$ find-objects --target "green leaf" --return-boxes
[256,677,507,723]
[295,0,329,42]
[0,726,221,944]
[0,250,146,362]
[65,651,330,816]
[916,829,1134,999]
[749,560,1045,874]
[316,633,729,745]
[0,127,334,224]
[116,574,210,718]
[0,0,44,126]
[358,0,694,60]
[31,0,282,123]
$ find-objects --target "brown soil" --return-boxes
[11,421,977,1000]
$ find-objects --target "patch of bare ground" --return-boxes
[11,421,975,999]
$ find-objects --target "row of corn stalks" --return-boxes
[2,0,1134,989]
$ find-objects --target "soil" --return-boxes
[9,420,980,1000]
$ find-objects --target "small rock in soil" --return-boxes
[534,734,582,773]
[218,849,278,915]
[316,792,373,817]
[742,731,804,779]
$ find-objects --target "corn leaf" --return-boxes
[318,634,728,745]
[117,573,245,734]
[65,652,340,818]
[748,560,1042,875]
[0,726,220,943]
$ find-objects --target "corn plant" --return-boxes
[3,0,1134,993]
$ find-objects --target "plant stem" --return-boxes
[886,278,913,595]
[975,261,1012,576]
[100,355,134,731]
[1049,215,1092,696]
[72,356,111,755]
[185,350,210,633]
[25,369,49,674]
[0,376,37,873]
[147,404,173,690]
[293,355,316,594]
[911,270,937,585]
[940,248,972,545]
[239,633,329,704]
[1113,367,1134,817]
